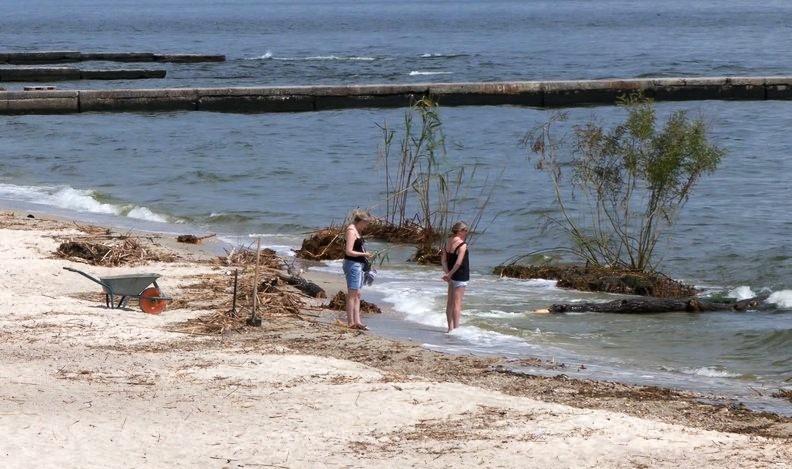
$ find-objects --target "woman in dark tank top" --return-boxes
[343,210,373,330]
[441,221,470,333]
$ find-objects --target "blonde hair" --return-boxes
[351,209,371,224]
[451,221,468,234]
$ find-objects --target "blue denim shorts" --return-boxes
[343,259,364,290]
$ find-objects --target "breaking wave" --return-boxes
[0,183,171,223]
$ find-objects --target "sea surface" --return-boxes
[1,0,790,413]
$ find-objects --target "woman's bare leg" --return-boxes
[354,292,363,326]
[452,286,465,329]
[446,284,454,332]
[346,289,357,326]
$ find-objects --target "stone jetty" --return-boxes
[0,76,790,114]
[0,51,225,64]
[0,67,166,82]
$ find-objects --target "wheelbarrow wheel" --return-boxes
[140,287,167,315]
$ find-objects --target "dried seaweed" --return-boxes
[56,238,178,266]
[327,290,382,314]
[215,246,283,269]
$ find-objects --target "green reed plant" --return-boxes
[525,94,725,272]
[377,98,499,259]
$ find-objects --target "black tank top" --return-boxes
[446,242,470,281]
[344,236,366,263]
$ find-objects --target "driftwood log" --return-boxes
[278,274,326,299]
[549,294,770,314]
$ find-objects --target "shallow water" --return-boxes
[1,0,790,412]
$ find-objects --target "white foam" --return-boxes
[257,54,377,61]
[51,186,118,214]
[471,309,521,319]
[304,55,375,61]
[767,290,792,308]
[681,367,740,378]
[0,183,171,223]
[125,206,169,223]
[379,286,447,328]
[419,53,466,58]
[519,278,558,289]
[247,51,273,60]
[215,235,298,258]
[728,285,756,300]
[409,70,452,76]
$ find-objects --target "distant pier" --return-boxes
[0,77,790,114]
[0,67,166,82]
[0,51,225,64]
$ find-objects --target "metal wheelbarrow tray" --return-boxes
[63,266,171,314]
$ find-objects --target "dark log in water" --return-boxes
[548,294,771,314]
[278,273,326,299]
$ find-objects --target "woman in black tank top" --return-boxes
[343,210,372,330]
[441,221,470,333]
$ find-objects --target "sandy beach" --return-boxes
[0,211,790,468]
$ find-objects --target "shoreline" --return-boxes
[0,209,790,466]
[302,262,792,416]
[5,202,792,412]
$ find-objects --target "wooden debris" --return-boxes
[494,264,696,299]
[176,233,216,244]
[771,389,792,403]
[411,244,442,265]
[548,293,772,314]
[215,246,282,269]
[327,290,382,314]
[295,228,346,260]
[278,274,326,299]
[55,238,177,266]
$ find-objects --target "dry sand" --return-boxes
[0,213,790,468]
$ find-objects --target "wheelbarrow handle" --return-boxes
[62,266,109,289]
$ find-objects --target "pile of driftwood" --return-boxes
[216,246,283,270]
[296,218,437,263]
[55,234,177,266]
[495,264,696,299]
[295,228,346,261]
[173,244,327,334]
[327,291,382,314]
[365,218,432,244]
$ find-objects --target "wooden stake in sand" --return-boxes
[247,236,263,327]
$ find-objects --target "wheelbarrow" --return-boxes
[63,266,171,314]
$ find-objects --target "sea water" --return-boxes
[0,0,790,412]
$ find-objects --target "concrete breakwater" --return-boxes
[0,51,225,64]
[0,67,166,82]
[1,76,790,114]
